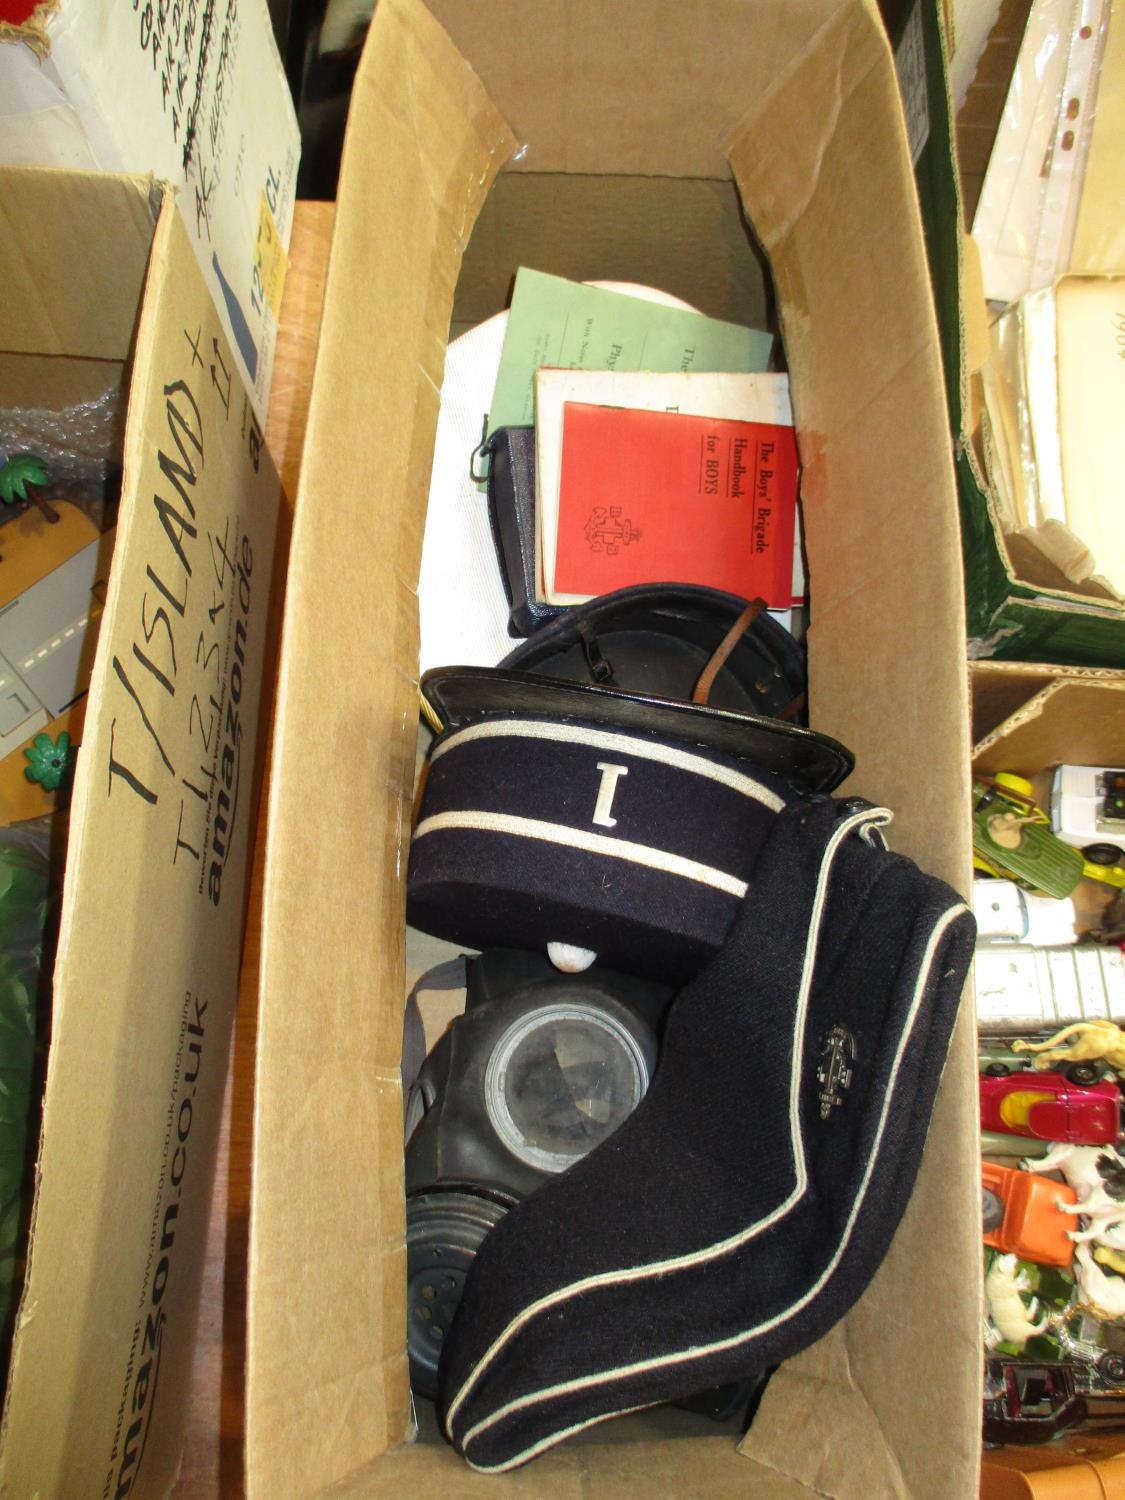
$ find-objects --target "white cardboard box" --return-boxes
[0,0,301,421]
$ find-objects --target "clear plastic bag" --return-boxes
[0,385,126,531]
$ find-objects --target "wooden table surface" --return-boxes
[172,199,336,1500]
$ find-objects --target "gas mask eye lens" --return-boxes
[484,1001,654,1174]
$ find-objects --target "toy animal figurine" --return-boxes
[1026,1142,1125,1245]
[1074,1241,1125,1322]
[1028,1141,1125,1201]
[1095,1246,1125,1276]
[1069,1212,1125,1247]
[984,1254,1052,1348]
[1067,1207,1125,1245]
[1013,1020,1125,1074]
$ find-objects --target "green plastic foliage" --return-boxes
[0,454,49,508]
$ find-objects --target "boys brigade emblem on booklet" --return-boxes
[583,504,641,556]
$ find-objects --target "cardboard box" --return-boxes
[972,660,1125,748]
[247,1,982,1496]
[972,665,1125,779]
[0,0,301,421]
[912,0,1125,665]
[0,165,281,1496]
[972,663,1125,1479]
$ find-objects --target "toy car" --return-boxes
[973,778,1086,900]
[982,1357,1087,1445]
[979,1070,1121,1145]
[974,775,1125,893]
[972,877,1077,947]
[974,944,1125,1038]
[1051,766,1125,866]
[1055,1310,1125,1392]
[980,1040,1106,1088]
[982,1161,1078,1268]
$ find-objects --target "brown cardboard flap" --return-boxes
[0,351,127,412]
[972,660,1125,743]
[973,679,1125,775]
[0,167,157,362]
[426,0,838,179]
[0,187,281,1498]
[316,1404,822,1499]
[454,174,773,333]
[247,2,514,1492]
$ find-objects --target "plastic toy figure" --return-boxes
[1029,1141,1125,1200]
[980,1071,1120,1145]
[1074,1241,1125,1322]
[1027,1143,1125,1255]
[985,1254,1052,1348]
[1012,1020,1125,1076]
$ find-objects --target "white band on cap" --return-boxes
[430,718,787,810]
[412,810,750,897]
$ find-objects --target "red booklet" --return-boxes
[548,402,800,607]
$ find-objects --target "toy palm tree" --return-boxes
[0,450,60,526]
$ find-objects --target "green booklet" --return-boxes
[487,268,774,437]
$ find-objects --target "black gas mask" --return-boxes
[403,949,672,1398]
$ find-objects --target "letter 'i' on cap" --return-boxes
[407,711,799,985]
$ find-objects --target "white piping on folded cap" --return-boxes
[461,895,969,1472]
[412,810,750,897]
[431,717,788,810]
[442,804,892,1440]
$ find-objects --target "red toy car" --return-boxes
[979,1070,1121,1146]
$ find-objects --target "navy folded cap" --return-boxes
[412,582,855,1000]
[407,707,798,985]
[436,798,977,1472]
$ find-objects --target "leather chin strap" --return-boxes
[691,597,805,723]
